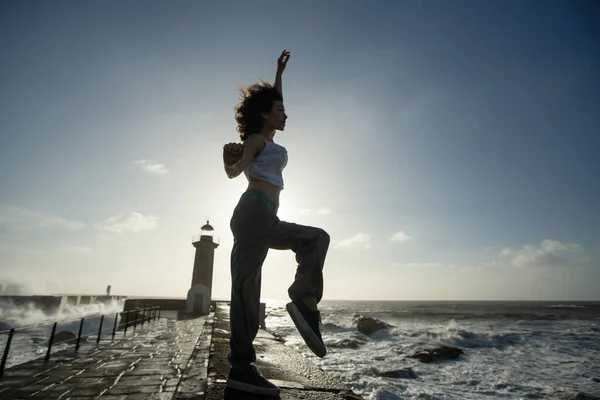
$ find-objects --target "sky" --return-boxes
[1,0,599,301]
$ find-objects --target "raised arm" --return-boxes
[274,50,290,96]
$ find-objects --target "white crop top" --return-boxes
[243,141,288,189]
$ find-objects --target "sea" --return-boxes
[1,300,599,399]
[265,300,600,400]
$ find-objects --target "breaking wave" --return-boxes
[266,300,600,400]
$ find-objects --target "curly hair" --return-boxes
[234,81,283,141]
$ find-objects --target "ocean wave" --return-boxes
[545,304,586,309]
[366,387,404,400]
[322,322,354,332]
[0,299,124,328]
[445,330,524,349]
[384,312,577,321]
[0,300,125,370]
[267,301,600,399]
[327,335,368,349]
[279,312,533,351]
[396,325,525,349]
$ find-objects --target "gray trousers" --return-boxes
[228,193,330,370]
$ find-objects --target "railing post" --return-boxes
[0,329,15,378]
[158,308,161,320]
[153,307,157,321]
[97,315,104,344]
[141,308,145,328]
[45,322,58,361]
[76,318,85,350]
[133,310,138,331]
[123,311,130,336]
[112,312,118,341]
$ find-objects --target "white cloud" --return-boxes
[0,205,85,231]
[134,159,168,175]
[299,207,332,216]
[95,212,158,233]
[392,262,442,268]
[389,231,413,243]
[334,233,371,250]
[405,262,442,268]
[500,239,587,268]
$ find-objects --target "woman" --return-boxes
[222,50,330,395]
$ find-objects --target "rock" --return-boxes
[574,393,600,400]
[340,391,367,400]
[408,346,464,363]
[593,377,600,383]
[377,368,418,379]
[330,338,365,349]
[355,316,393,336]
[53,331,77,344]
[538,387,600,400]
[368,389,403,400]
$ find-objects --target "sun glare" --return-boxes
[276,187,304,221]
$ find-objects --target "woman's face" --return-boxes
[263,100,287,131]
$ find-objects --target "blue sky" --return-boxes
[1,0,598,300]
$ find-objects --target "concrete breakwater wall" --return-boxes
[0,295,127,316]
[118,298,266,329]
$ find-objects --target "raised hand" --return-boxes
[277,50,290,74]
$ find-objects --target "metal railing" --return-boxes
[0,306,160,378]
[191,235,220,244]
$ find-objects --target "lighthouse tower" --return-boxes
[186,220,219,315]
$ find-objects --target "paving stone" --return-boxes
[2,301,365,400]
[104,384,162,395]
[0,314,208,400]
[206,382,364,400]
[61,376,113,385]
[202,303,365,400]
[62,385,111,396]
[145,394,177,400]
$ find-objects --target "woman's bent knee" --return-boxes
[318,228,330,246]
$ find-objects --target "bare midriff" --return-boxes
[247,176,281,205]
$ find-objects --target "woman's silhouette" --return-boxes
[222,50,330,395]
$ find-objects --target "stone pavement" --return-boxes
[0,311,213,400]
[205,303,364,400]
[1,303,364,399]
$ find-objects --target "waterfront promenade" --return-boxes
[0,303,363,399]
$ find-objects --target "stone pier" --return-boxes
[0,302,363,399]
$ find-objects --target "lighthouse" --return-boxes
[186,220,219,315]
